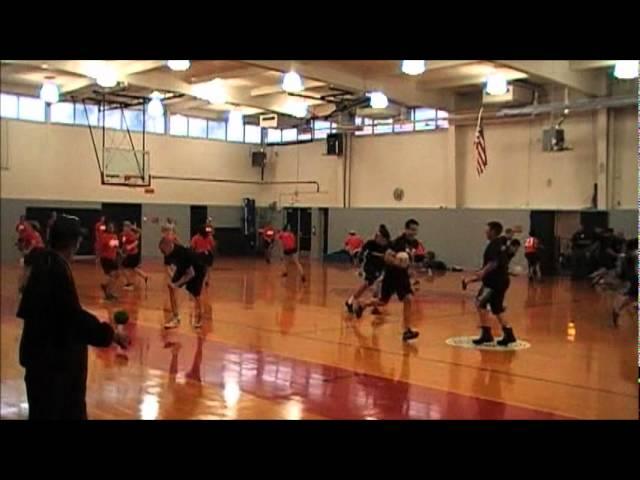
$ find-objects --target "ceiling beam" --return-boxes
[241,60,454,109]
[250,80,325,97]
[569,60,616,71]
[493,60,607,96]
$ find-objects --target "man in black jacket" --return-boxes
[17,215,128,420]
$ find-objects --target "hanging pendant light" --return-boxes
[401,60,426,75]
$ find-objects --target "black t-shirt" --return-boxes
[501,237,517,263]
[482,237,509,289]
[385,234,418,275]
[361,239,387,271]
[165,244,205,283]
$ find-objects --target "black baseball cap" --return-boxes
[49,215,87,249]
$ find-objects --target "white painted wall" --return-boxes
[611,106,638,209]
[0,119,260,205]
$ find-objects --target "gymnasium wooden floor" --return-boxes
[1,257,637,420]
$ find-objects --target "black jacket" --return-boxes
[17,249,114,373]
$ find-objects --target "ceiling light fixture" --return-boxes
[287,100,308,118]
[368,91,389,109]
[613,60,638,79]
[147,91,164,118]
[282,70,304,93]
[88,61,118,88]
[39,79,59,104]
[167,60,191,72]
[193,78,228,105]
[485,73,508,95]
[401,60,426,75]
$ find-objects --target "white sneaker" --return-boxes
[164,316,180,329]
[123,284,135,291]
[191,316,202,329]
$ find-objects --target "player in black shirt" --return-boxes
[612,238,637,327]
[355,219,420,342]
[462,221,518,346]
[17,215,128,419]
[159,237,206,329]
[345,224,391,314]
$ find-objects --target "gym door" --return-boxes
[283,208,312,253]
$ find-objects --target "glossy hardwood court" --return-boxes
[1,257,637,420]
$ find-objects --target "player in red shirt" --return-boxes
[121,221,149,290]
[259,223,277,263]
[191,224,215,287]
[524,231,543,281]
[18,221,45,256]
[99,222,121,301]
[344,230,364,266]
[278,225,305,282]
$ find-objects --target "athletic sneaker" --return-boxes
[164,316,180,329]
[123,284,135,291]
[461,279,468,291]
[496,327,517,347]
[355,304,364,319]
[402,328,419,342]
[472,327,494,345]
[345,300,354,314]
[192,316,202,329]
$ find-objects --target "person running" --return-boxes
[159,237,206,329]
[121,221,149,290]
[16,214,128,420]
[345,225,391,314]
[260,223,277,263]
[191,224,215,287]
[612,238,638,327]
[344,230,365,266]
[278,225,306,282]
[161,217,180,244]
[355,219,421,342]
[524,231,543,281]
[462,221,517,346]
[99,222,121,301]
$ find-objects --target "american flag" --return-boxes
[474,108,488,176]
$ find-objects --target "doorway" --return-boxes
[529,210,557,275]
[190,205,208,238]
[283,207,312,254]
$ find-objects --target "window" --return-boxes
[244,124,261,144]
[297,128,312,141]
[373,118,393,134]
[169,114,188,136]
[436,110,449,129]
[145,106,165,134]
[0,93,18,118]
[313,120,331,139]
[393,119,414,133]
[122,109,144,132]
[208,120,226,140]
[100,108,122,130]
[188,117,207,138]
[282,128,297,143]
[266,128,282,144]
[354,116,372,136]
[226,114,244,142]
[414,107,436,131]
[50,101,75,124]
[18,96,45,122]
[75,103,99,126]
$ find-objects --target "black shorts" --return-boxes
[197,252,214,267]
[413,254,425,264]
[121,254,140,269]
[100,258,119,275]
[525,252,539,266]
[185,272,206,298]
[363,268,383,286]
[284,248,298,256]
[380,270,413,302]
[476,284,508,315]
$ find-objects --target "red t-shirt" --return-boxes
[262,226,276,241]
[122,231,139,255]
[344,235,364,252]
[21,229,44,250]
[279,231,296,251]
[525,237,539,254]
[415,241,426,256]
[191,234,214,254]
[101,233,119,260]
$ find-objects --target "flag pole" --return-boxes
[476,106,484,130]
